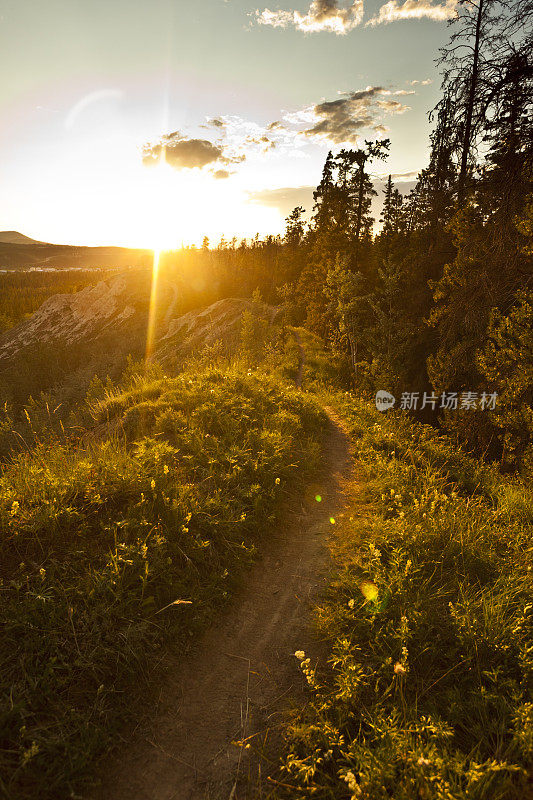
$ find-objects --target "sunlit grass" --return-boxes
[279,389,533,800]
[0,359,326,800]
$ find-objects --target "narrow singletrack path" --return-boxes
[91,410,352,800]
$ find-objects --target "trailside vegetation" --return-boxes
[278,384,533,800]
[0,356,327,800]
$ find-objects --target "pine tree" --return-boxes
[380,175,394,236]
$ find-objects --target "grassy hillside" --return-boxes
[1,315,532,800]
[0,362,327,800]
[277,381,533,799]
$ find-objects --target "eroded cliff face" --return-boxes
[154,297,278,363]
[0,275,151,364]
[0,271,278,405]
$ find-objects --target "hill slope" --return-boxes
[0,274,278,408]
[0,231,44,245]
[0,238,152,270]
[0,362,327,800]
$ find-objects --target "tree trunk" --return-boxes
[458,0,485,203]
[354,160,366,268]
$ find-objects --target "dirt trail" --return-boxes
[91,411,351,800]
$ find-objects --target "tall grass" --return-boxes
[279,393,533,800]
[0,363,327,800]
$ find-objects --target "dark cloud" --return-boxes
[295,87,410,144]
[207,117,226,128]
[213,169,231,179]
[305,87,380,142]
[142,132,244,170]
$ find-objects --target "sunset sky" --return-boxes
[0,0,458,248]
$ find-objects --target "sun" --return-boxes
[145,159,185,251]
[141,157,283,250]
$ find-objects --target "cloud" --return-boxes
[142,132,244,170]
[244,134,277,151]
[382,170,419,181]
[248,178,420,227]
[209,114,301,160]
[257,0,364,34]
[366,0,457,26]
[247,185,315,216]
[290,87,410,145]
[140,82,413,180]
[380,89,415,96]
[409,78,433,85]
[377,98,410,113]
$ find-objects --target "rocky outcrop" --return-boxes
[0,276,142,363]
[154,297,278,363]
[0,271,279,403]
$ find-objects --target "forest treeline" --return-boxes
[0,270,115,333]
[162,0,532,474]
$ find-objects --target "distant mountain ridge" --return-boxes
[0,232,152,270]
[0,231,44,245]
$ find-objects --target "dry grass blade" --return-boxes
[154,599,193,614]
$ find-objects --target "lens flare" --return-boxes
[145,248,161,362]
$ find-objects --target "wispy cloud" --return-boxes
[381,89,416,96]
[366,0,456,26]
[377,170,419,181]
[256,0,456,32]
[247,185,315,215]
[256,0,364,34]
